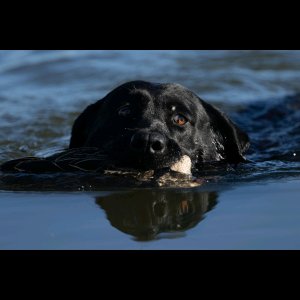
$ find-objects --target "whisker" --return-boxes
[124,128,138,131]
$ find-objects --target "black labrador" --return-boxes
[0,81,250,173]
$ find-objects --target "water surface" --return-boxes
[1,50,300,249]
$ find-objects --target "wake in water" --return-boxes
[214,93,300,183]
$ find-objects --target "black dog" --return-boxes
[0,81,249,173]
[69,81,249,168]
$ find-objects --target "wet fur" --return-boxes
[70,80,250,170]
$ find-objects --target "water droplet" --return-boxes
[18,145,29,152]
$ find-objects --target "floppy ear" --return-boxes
[201,101,250,163]
[69,100,104,148]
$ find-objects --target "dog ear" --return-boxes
[69,100,104,148]
[201,101,250,163]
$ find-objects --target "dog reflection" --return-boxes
[95,190,218,241]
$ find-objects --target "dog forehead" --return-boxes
[131,86,203,120]
[104,81,203,114]
[105,86,154,108]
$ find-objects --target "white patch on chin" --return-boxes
[170,155,192,175]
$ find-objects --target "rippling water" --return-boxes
[1,50,300,249]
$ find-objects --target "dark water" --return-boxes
[1,50,300,249]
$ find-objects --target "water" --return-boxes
[1,50,300,249]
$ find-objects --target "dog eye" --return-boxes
[118,105,131,117]
[173,114,188,126]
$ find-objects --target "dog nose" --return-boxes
[149,132,166,154]
[130,132,166,154]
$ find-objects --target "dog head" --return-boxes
[70,81,249,171]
